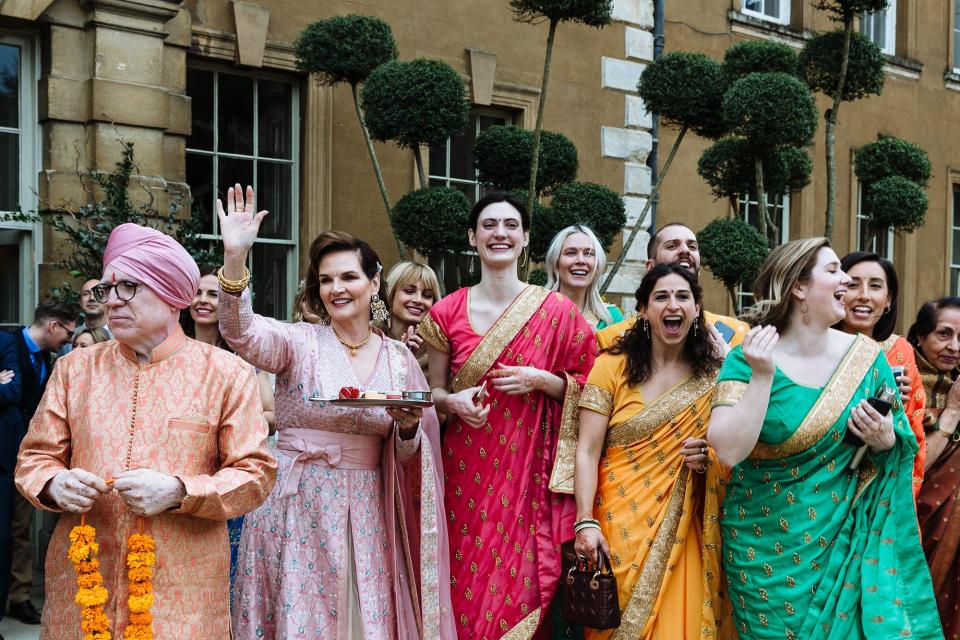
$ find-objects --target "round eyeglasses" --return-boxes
[91,281,141,303]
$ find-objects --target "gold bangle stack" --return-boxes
[217,266,251,294]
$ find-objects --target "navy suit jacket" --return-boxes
[0,331,24,474]
[10,328,52,428]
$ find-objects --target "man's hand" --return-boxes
[43,469,111,513]
[0,369,13,385]
[113,468,187,516]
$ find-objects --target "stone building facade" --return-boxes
[0,0,655,324]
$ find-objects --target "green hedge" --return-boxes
[698,138,812,199]
[723,72,818,148]
[391,187,471,257]
[723,40,800,85]
[637,52,727,139]
[864,176,928,232]
[509,0,613,26]
[698,217,770,291]
[294,15,397,85]
[854,137,932,188]
[473,125,578,195]
[800,30,884,101]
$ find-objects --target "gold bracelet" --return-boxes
[217,266,251,294]
[938,427,960,442]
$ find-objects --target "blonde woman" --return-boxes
[708,237,941,639]
[378,261,441,375]
[544,225,623,330]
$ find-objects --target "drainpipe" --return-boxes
[648,0,665,234]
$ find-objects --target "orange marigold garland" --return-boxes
[69,514,112,640]
[123,522,156,640]
[69,514,157,640]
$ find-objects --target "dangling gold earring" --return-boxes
[371,294,389,323]
[469,255,475,277]
[800,300,811,324]
[693,319,698,336]
[642,316,650,337]
[520,247,529,269]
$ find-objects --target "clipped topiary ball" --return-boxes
[854,137,932,188]
[864,175,929,232]
[723,40,800,85]
[509,0,613,27]
[698,217,770,291]
[800,30,884,101]
[637,52,727,139]
[549,181,626,251]
[723,72,818,148]
[391,187,471,257]
[527,268,548,286]
[294,15,397,85]
[362,59,470,149]
[697,139,813,200]
[815,0,892,20]
[473,125,578,195]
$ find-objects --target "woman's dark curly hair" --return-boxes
[610,263,721,386]
[907,296,960,350]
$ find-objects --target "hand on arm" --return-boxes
[573,408,610,570]
[707,325,778,468]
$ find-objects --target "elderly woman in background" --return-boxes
[708,237,941,640]
[420,191,596,639]
[377,261,440,375]
[834,251,926,498]
[910,297,960,638]
[216,185,454,639]
[545,225,623,331]
[71,326,110,349]
[572,263,730,639]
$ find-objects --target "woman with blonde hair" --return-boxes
[544,225,623,330]
[71,326,110,349]
[708,237,941,639]
[378,261,441,375]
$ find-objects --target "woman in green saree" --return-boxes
[708,237,942,640]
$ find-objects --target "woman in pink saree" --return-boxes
[217,185,455,639]
[420,192,597,639]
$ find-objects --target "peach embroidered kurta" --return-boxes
[14,326,277,639]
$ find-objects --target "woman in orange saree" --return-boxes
[571,264,732,640]
[420,192,596,639]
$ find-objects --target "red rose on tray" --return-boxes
[338,386,361,400]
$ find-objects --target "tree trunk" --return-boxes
[526,19,559,218]
[728,285,740,316]
[754,155,770,246]
[601,126,688,295]
[412,145,428,190]
[351,83,405,259]
[824,17,854,242]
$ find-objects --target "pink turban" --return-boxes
[102,223,201,309]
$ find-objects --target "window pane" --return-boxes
[478,114,508,132]
[251,243,289,320]
[185,153,215,235]
[256,161,292,240]
[258,79,292,159]
[744,0,762,12]
[953,227,960,266]
[765,0,780,19]
[187,69,213,151]
[0,132,18,212]
[218,74,254,155]
[428,141,448,179]
[0,44,19,129]
[449,124,477,181]
[217,156,253,205]
[0,230,21,325]
[955,0,960,69]
[953,269,960,297]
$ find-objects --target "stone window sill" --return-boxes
[944,70,960,92]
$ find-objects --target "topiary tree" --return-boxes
[510,0,613,224]
[723,40,800,85]
[602,51,727,293]
[721,71,818,244]
[473,125,578,195]
[805,1,890,240]
[697,138,812,203]
[362,58,471,188]
[391,186,471,259]
[294,15,401,254]
[854,137,931,246]
[698,217,770,312]
[529,181,626,261]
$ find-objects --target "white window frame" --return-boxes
[953,0,960,73]
[428,107,513,204]
[0,32,40,328]
[856,183,895,261]
[861,0,897,56]
[735,193,790,310]
[741,0,791,26]
[185,65,300,320]
[950,184,960,296]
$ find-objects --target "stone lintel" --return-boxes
[232,0,270,68]
[0,0,58,21]
[467,49,497,106]
[84,0,181,37]
[90,77,170,129]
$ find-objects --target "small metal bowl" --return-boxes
[402,390,432,402]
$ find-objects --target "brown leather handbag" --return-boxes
[560,549,621,630]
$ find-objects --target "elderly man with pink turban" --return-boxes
[15,223,277,639]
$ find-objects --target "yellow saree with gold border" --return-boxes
[575,351,734,640]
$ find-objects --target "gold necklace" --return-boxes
[334,329,372,357]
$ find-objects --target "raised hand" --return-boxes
[216,184,269,257]
[742,325,779,379]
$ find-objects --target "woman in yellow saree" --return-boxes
[571,263,733,639]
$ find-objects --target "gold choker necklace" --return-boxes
[334,329,372,357]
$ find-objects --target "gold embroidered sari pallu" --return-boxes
[577,376,731,640]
